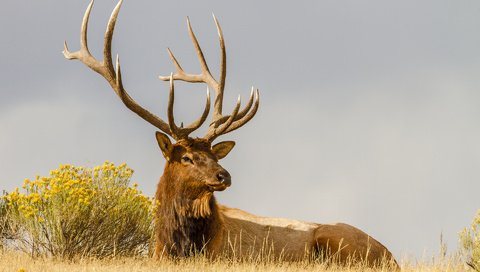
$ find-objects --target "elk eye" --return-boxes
[182,156,193,164]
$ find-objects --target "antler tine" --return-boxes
[63,1,100,71]
[64,0,176,138]
[213,14,227,118]
[166,74,211,139]
[223,89,259,134]
[184,87,211,132]
[205,95,241,141]
[159,18,217,87]
[212,87,255,126]
[237,87,255,120]
[167,74,180,139]
[186,17,215,85]
[103,0,123,77]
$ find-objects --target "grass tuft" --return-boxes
[460,209,480,271]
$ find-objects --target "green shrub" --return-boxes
[460,209,480,271]
[3,162,154,259]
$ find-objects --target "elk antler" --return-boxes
[158,16,260,142]
[63,0,210,140]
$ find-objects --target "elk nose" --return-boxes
[216,171,231,186]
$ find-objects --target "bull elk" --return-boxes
[63,0,399,268]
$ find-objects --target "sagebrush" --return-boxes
[3,162,154,259]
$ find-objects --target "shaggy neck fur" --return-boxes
[155,167,220,257]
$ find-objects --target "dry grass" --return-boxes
[0,250,470,272]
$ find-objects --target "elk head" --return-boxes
[63,0,259,196]
[155,133,235,193]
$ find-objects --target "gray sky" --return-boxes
[1,0,480,260]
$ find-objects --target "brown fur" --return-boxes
[153,136,399,269]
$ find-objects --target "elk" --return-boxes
[63,0,399,268]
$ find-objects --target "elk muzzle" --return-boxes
[206,169,231,191]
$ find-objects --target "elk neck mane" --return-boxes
[155,158,222,257]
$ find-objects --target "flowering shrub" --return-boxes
[3,162,154,258]
[460,209,480,271]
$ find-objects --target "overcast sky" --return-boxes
[1,0,480,261]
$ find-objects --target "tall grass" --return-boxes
[460,209,480,271]
[0,250,470,272]
[0,194,9,249]
[2,162,154,259]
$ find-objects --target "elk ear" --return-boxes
[212,141,235,160]
[155,131,173,161]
